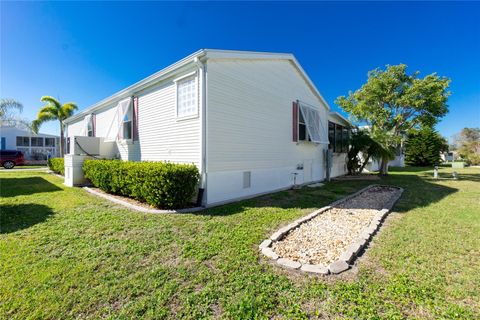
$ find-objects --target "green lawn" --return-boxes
[1,167,479,319]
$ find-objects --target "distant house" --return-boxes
[441,151,456,162]
[0,125,60,160]
[365,146,405,171]
[357,125,405,171]
[64,49,351,206]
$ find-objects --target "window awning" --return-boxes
[298,101,329,144]
[104,98,132,142]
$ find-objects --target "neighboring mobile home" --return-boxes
[357,125,405,172]
[64,49,350,206]
[0,125,60,160]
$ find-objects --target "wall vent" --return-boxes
[243,171,251,189]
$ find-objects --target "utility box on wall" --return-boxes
[64,154,92,187]
[64,136,118,187]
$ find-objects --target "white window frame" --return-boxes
[85,114,94,137]
[122,104,133,140]
[174,72,198,120]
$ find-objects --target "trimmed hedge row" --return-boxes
[83,159,200,209]
[48,157,65,175]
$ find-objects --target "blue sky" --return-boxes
[1,1,479,141]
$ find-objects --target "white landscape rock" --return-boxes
[329,260,349,274]
[261,247,279,260]
[277,258,301,269]
[259,239,272,250]
[260,185,403,276]
[271,186,396,266]
[301,264,329,274]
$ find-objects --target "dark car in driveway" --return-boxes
[0,150,25,169]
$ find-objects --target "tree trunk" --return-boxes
[60,122,65,158]
[359,154,371,173]
[380,157,389,175]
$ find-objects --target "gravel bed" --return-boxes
[272,186,398,266]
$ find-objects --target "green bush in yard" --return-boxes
[47,157,64,175]
[83,159,200,209]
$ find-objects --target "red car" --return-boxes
[0,150,25,169]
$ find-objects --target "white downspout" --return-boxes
[195,56,207,206]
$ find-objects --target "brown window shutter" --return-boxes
[292,101,298,142]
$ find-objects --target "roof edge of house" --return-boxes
[65,49,331,124]
[329,112,352,126]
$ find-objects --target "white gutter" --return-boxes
[194,56,208,205]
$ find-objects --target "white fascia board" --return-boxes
[65,49,207,124]
[203,49,294,61]
[328,112,351,126]
[289,56,331,112]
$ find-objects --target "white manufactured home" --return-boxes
[64,49,351,206]
[0,125,60,159]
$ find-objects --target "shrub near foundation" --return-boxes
[83,159,200,209]
[47,157,65,175]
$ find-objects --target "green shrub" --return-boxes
[83,160,200,209]
[47,157,65,175]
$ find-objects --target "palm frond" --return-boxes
[59,102,78,119]
[31,111,57,133]
[38,105,58,116]
[0,98,23,118]
[40,96,62,109]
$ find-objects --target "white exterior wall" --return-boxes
[66,120,85,137]
[66,69,201,165]
[95,106,117,138]
[136,77,201,165]
[205,59,329,205]
[330,153,348,178]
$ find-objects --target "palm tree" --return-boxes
[0,98,31,130]
[0,98,23,119]
[32,96,78,157]
[346,130,395,175]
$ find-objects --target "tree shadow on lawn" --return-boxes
[198,171,462,217]
[0,203,54,234]
[0,176,62,198]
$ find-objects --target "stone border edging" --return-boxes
[83,186,204,214]
[259,184,404,275]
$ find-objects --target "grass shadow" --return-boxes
[199,167,464,217]
[0,177,61,197]
[0,203,54,234]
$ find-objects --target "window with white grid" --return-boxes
[176,76,197,118]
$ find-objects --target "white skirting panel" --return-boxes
[206,164,324,206]
[330,153,348,178]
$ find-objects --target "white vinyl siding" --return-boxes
[95,106,117,138]
[137,77,201,166]
[206,59,329,172]
[67,119,85,137]
[65,73,200,164]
